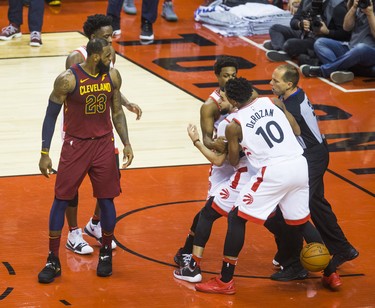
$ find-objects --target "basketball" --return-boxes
[300,242,330,272]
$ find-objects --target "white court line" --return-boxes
[239,36,375,93]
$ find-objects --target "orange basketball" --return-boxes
[300,242,330,272]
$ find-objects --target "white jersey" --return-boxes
[206,89,232,197]
[233,97,310,224]
[210,88,227,134]
[234,97,303,169]
[211,113,257,216]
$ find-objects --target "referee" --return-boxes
[265,64,358,282]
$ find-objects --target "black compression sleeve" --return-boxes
[41,100,62,150]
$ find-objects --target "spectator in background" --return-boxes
[123,0,178,22]
[300,0,375,83]
[0,0,44,47]
[264,0,350,66]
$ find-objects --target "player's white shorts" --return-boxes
[235,155,310,225]
[211,165,255,217]
[207,163,233,199]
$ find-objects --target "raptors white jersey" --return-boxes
[234,97,303,169]
[207,89,232,197]
[210,88,227,134]
[211,113,257,216]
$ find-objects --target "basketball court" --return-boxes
[0,0,374,306]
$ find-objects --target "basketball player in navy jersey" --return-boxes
[265,64,358,283]
[38,38,129,283]
[62,14,142,256]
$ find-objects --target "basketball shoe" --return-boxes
[322,272,342,290]
[174,265,202,283]
[38,252,61,283]
[195,276,236,295]
[161,1,178,22]
[66,228,94,255]
[97,245,112,277]
[331,246,359,268]
[174,248,192,267]
[0,23,21,41]
[123,0,137,15]
[140,18,154,44]
[30,31,42,47]
[84,218,117,249]
[271,262,308,281]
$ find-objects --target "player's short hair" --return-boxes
[278,64,300,88]
[225,77,253,105]
[213,56,239,76]
[86,38,109,56]
[83,14,113,38]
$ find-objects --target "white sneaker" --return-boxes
[66,228,94,255]
[84,218,117,250]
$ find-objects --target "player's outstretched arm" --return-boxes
[187,124,226,166]
[110,68,134,168]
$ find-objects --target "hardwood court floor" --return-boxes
[0,0,374,307]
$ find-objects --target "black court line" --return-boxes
[0,288,13,301]
[327,168,375,198]
[115,200,365,280]
[2,262,15,275]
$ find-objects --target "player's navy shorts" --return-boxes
[55,132,120,200]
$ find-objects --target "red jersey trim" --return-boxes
[212,201,228,217]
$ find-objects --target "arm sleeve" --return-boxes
[41,100,62,150]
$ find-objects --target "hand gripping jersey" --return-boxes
[233,97,303,169]
[64,64,114,139]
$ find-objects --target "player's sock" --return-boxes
[69,226,79,232]
[49,235,61,256]
[221,257,237,283]
[102,231,113,248]
[92,214,100,225]
[189,254,201,268]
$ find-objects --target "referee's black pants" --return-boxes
[305,141,351,255]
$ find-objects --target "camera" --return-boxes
[302,0,324,32]
[358,0,370,9]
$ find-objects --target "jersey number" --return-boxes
[85,94,107,114]
[255,121,284,148]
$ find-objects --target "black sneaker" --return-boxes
[173,265,202,283]
[174,248,192,268]
[263,40,273,50]
[270,263,308,281]
[331,246,359,268]
[97,245,112,277]
[139,18,154,44]
[38,252,61,284]
[300,65,322,77]
[266,50,291,62]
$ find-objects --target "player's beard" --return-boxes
[97,59,110,74]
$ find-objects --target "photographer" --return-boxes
[300,0,375,83]
[264,0,351,65]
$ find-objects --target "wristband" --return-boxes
[41,151,49,155]
[193,139,200,146]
